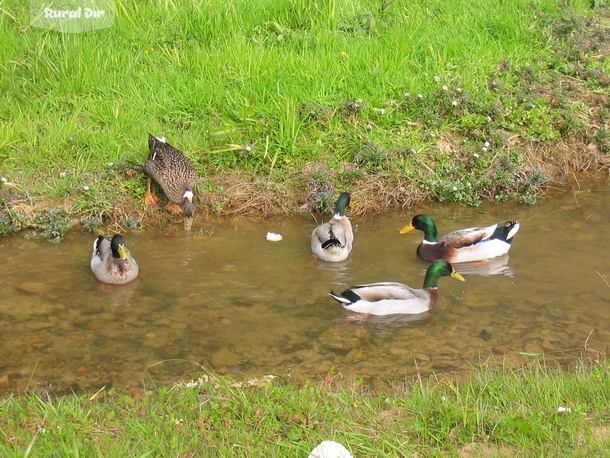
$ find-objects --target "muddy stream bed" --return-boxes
[1,182,609,395]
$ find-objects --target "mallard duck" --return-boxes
[144,134,199,230]
[90,234,139,285]
[311,192,353,262]
[400,214,520,263]
[329,259,464,316]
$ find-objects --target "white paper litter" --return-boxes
[266,232,283,241]
[308,440,354,458]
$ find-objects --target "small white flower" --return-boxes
[442,85,448,91]
[457,87,463,92]
[433,75,441,82]
[452,186,458,191]
[107,162,114,166]
[417,94,423,98]
[59,171,66,178]
[452,100,458,106]
[378,108,386,115]
[482,147,488,152]
[356,98,363,104]
[484,141,490,147]
[486,116,492,122]
[83,185,90,191]
[411,148,417,154]
[404,92,410,97]
[266,232,283,242]
[473,153,480,158]
[1,177,6,183]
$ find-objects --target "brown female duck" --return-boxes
[144,134,198,230]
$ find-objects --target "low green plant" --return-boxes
[597,126,610,153]
[353,141,394,172]
[119,217,141,230]
[31,209,73,243]
[80,216,102,232]
[0,209,26,236]
[309,190,336,214]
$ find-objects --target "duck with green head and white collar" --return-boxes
[90,234,139,285]
[311,192,353,262]
[330,259,464,316]
[400,214,520,263]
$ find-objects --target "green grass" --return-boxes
[0,0,609,233]
[0,359,609,456]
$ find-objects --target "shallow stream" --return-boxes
[1,181,608,394]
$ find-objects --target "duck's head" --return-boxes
[333,192,352,217]
[182,190,195,230]
[400,214,438,241]
[423,259,465,288]
[110,234,130,260]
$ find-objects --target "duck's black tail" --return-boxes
[321,238,343,249]
[492,221,520,243]
[329,289,361,305]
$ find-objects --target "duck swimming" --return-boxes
[90,234,139,285]
[400,214,520,263]
[311,192,353,262]
[329,259,464,316]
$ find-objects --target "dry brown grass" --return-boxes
[190,135,607,218]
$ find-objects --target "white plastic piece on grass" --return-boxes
[556,406,572,413]
[266,232,283,242]
[308,440,354,458]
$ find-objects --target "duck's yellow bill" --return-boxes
[117,245,130,260]
[399,222,415,234]
[451,270,465,281]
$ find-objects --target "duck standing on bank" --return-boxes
[90,234,139,285]
[144,134,199,230]
[329,259,464,316]
[311,192,354,262]
[400,214,520,263]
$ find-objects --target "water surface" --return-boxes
[0,182,608,394]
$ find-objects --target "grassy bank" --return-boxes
[1,0,609,238]
[1,360,608,456]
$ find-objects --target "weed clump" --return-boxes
[306,165,336,213]
[32,209,73,243]
[0,210,26,236]
[80,216,103,232]
[353,141,394,172]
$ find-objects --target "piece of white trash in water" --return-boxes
[266,232,283,242]
[308,440,354,458]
